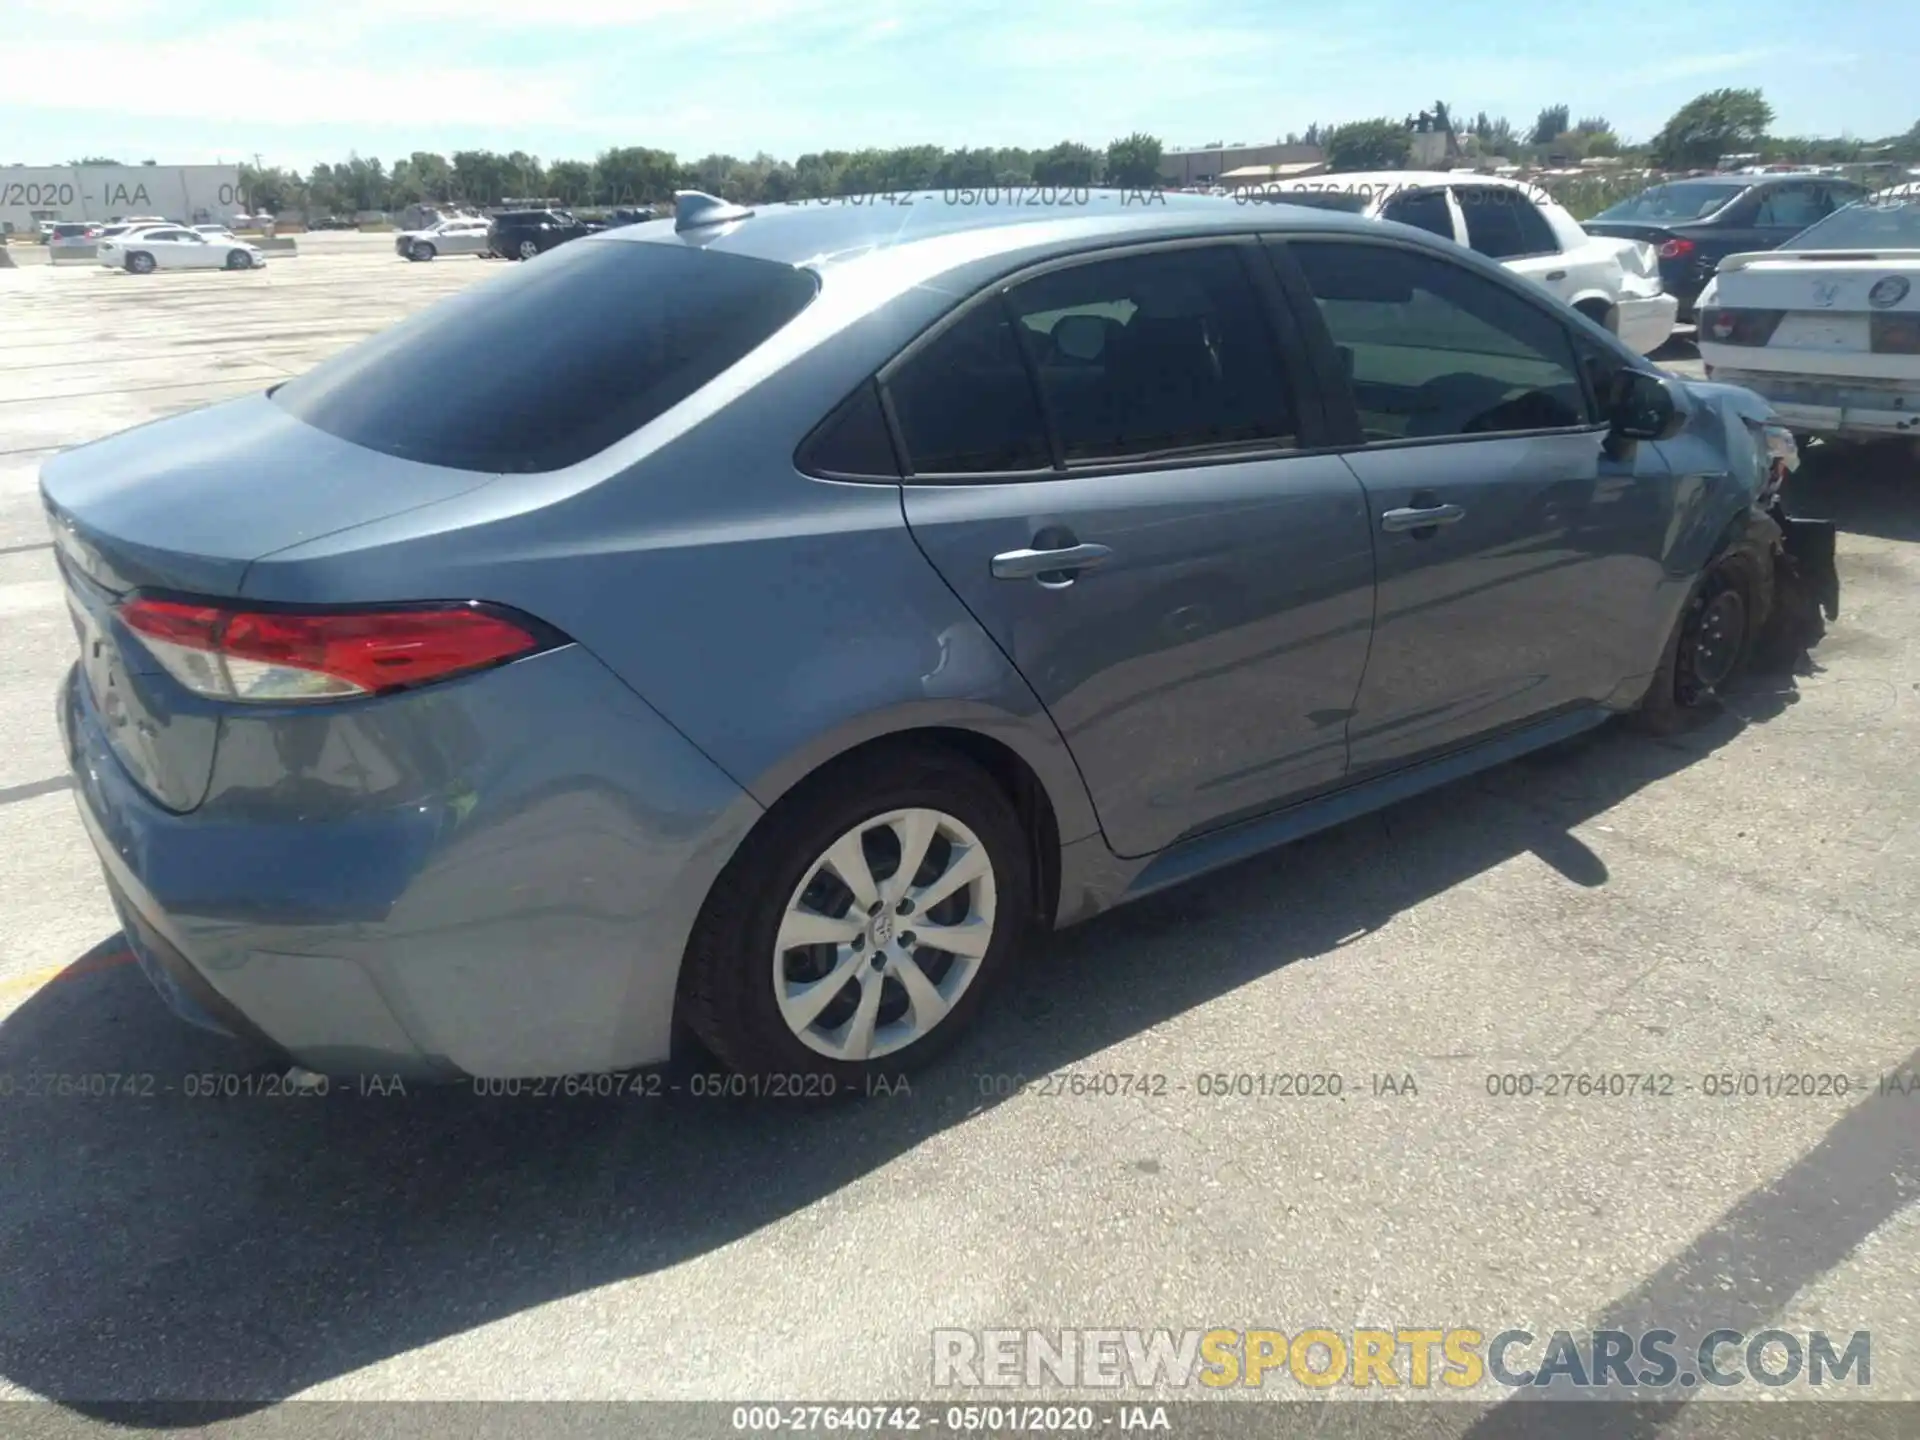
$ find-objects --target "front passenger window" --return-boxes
[1289,241,1593,442]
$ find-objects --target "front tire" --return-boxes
[225,249,253,270]
[409,241,435,262]
[680,746,1032,1085]
[1632,558,1758,734]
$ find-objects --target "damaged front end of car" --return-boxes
[1746,421,1840,669]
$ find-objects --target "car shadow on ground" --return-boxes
[0,683,1825,1416]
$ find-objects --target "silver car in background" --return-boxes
[396,217,494,261]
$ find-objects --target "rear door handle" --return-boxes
[1381,504,1466,533]
[1545,269,1567,281]
[991,542,1113,583]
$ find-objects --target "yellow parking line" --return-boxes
[0,947,136,1000]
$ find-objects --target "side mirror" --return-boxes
[1607,368,1686,443]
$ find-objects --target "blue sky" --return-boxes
[1,0,1910,170]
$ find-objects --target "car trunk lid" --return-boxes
[1583,221,1678,246]
[40,391,499,597]
[41,392,499,812]
[1710,253,1920,354]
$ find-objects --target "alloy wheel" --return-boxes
[772,807,996,1062]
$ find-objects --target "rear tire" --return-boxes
[126,251,154,274]
[517,239,540,260]
[680,745,1032,1088]
[1632,558,1759,734]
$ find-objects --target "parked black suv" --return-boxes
[1585,173,1871,320]
[487,208,599,260]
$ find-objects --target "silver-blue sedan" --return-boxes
[41,188,1836,1086]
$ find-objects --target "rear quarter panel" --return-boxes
[236,283,1103,851]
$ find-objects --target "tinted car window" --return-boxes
[1456,189,1558,258]
[1592,182,1748,223]
[1781,195,1920,250]
[1381,190,1454,239]
[887,302,1051,475]
[1290,241,1591,442]
[1006,246,1296,463]
[1754,185,1824,229]
[797,381,901,479]
[273,239,819,473]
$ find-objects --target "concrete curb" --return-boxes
[0,246,14,269]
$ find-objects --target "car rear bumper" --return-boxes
[57,646,763,1080]
[1617,292,1679,355]
[1705,368,1920,439]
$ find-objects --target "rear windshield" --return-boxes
[272,238,820,473]
[1593,183,1747,223]
[1781,196,1920,250]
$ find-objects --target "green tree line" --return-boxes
[240,134,1168,215]
[237,94,1918,215]
[1304,92,1915,175]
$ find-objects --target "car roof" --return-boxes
[601,188,1382,272]
[1283,170,1534,192]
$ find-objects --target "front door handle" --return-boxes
[1381,504,1466,533]
[991,542,1113,584]
[1545,269,1567,281]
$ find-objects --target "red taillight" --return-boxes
[1697,306,1784,346]
[117,597,550,703]
[1658,238,1695,260]
[1870,313,1920,355]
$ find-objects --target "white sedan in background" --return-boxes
[97,225,265,273]
[394,217,493,261]
[1696,187,1920,446]
[1265,172,1680,355]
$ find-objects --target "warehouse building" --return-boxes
[1157,143,1325,188]
[0,165,245,234]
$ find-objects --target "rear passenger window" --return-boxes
[1457,189,1559,258]
[797,381,901,478]
[1381,190,1454,240]
[1290,241,1592,442]
[888,303,1052,475]
[1755,186,1823,229]
[1006,246,1297,463]
[272,239,818,473]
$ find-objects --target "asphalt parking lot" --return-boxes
[0,232,1917,1428]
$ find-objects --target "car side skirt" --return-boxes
[1052,705,1613,927]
